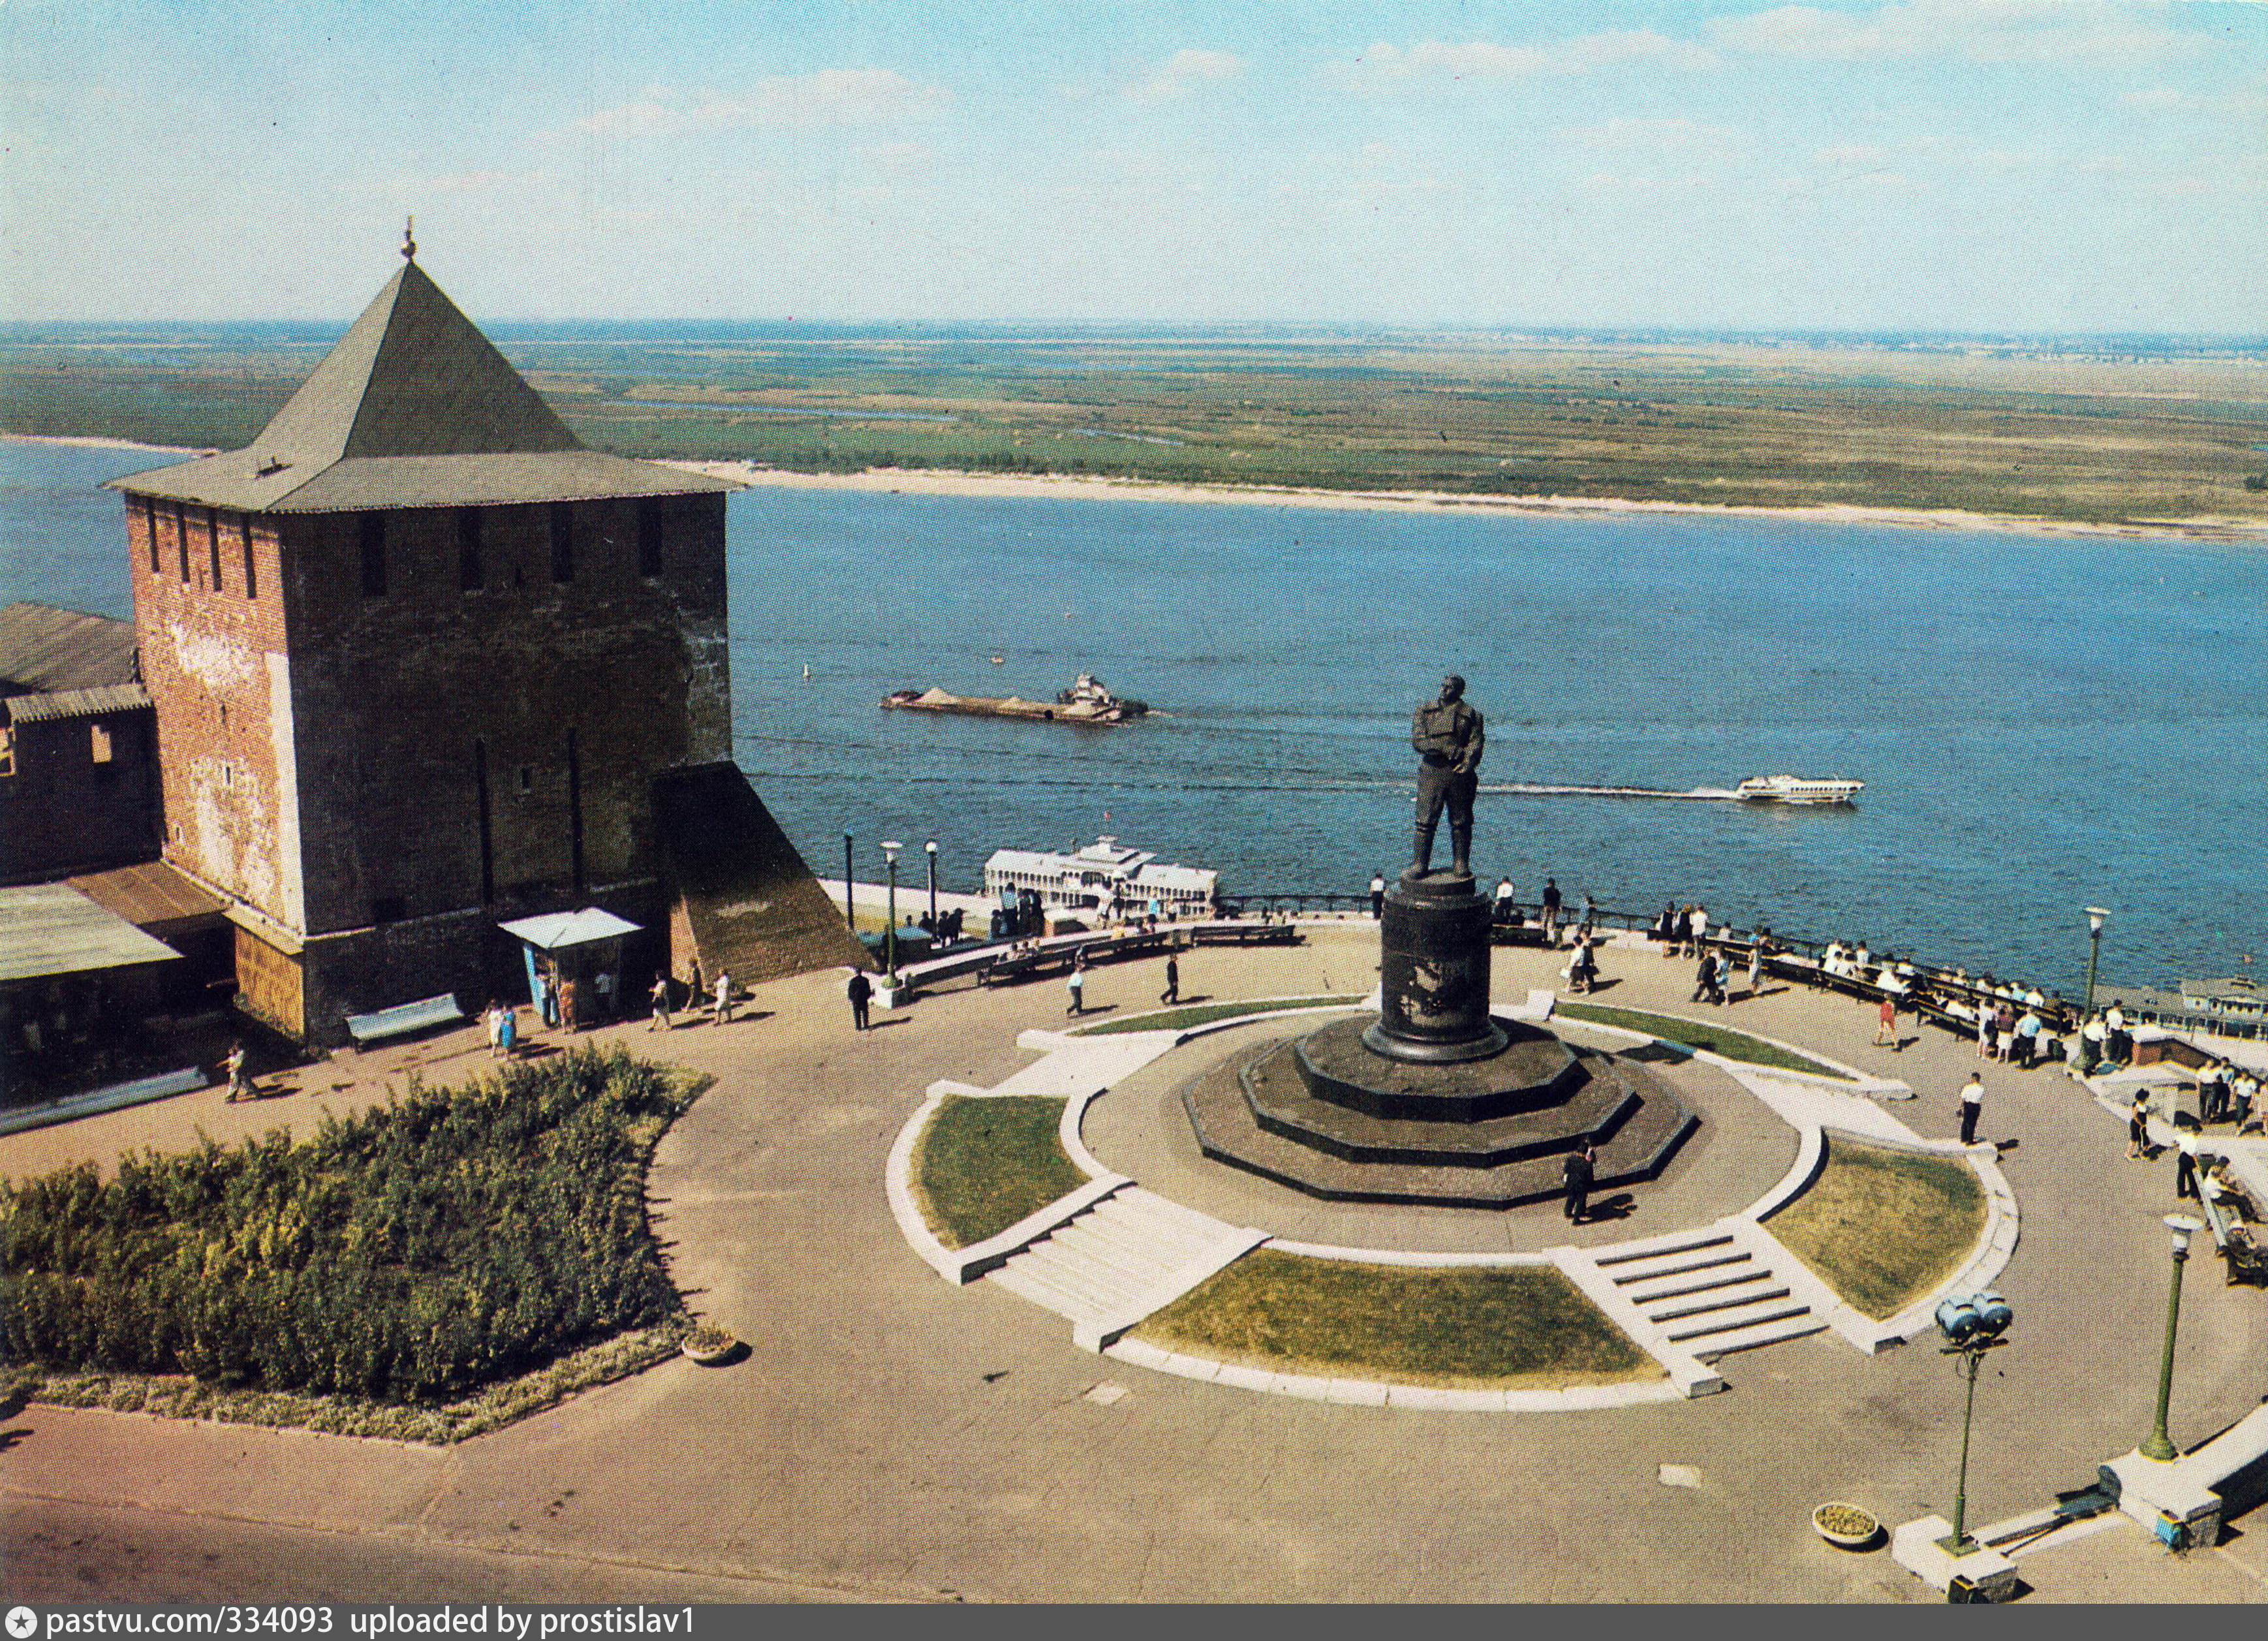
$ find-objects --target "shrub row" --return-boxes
[2,1047,694,1405]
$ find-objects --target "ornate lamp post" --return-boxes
[880,840,903,983]
[2141,1213,2206,1461]
[1933,1290,2013,1555]
[2083,906,2111,1018]
[926,838,939,933]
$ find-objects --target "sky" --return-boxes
[3,1,2263,332]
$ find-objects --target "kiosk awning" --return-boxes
[496,907,644,952]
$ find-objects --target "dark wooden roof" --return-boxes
[0,602,138,695]
[109,258,737,513]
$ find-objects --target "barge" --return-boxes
[882,670,1148,724]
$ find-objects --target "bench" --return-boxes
[1187,922,1300,948]
[345,992,465,1048]
[1489,923,1552,948]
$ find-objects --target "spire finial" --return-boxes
[402,216,417,262]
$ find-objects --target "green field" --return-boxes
[7,326,2265,526]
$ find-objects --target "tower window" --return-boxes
[359,512,387,597]
[458,507,484,591]
[636,496,665,577]
[90,723,114,764]
[146,500,161,574]
[517,765,533,796]
[549,503,574,584]
[241,516,258,599]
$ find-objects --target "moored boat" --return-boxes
[882,671,1148,723]
[1735,774,1864,805]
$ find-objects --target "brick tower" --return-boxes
[110,238,860,1044]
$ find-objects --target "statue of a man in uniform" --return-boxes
[1410,673,1484,877]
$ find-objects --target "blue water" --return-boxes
[6,437,2263,996]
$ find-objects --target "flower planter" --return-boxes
[681,1328,738,1366]
[1812,1502,1882,1550]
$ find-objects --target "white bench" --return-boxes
[345,993,465,1048]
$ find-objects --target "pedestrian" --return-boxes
[1747,939,1766,1001]
[1160,952,1180,1006]
[2175,1133,2201,1200]
[560,975,583,1034]
[496,1001,517,1058]
[1875,993,1898,1050]
[648,973,674,1031]
[1541,877,1561,943]
[1992,1002,2015,1063]
[1370,871,1386,918]
[1691,948,1720,1006]
[1493,876,1517,925]
[221,1040,252,1102]
[1562,1142,1596,1223]
[1690,903,1710,958]
[1976,1007,1997,1062]
[1671,903,1693,959]
[2128,1092,2150,1159]
[847,967,873,1031]
[1066,961,1086,1016]
[2013,1008,2042,1069]
[2233,1069,2258,1134]
[593,969,615,1024]
[2199,1062,2228,1125]
[1958,1073,1984,1146]
[538,964,559,1029]
[484,999,505,1057]
[712,969,734,1025]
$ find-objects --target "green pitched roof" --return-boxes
[110,258,736,512]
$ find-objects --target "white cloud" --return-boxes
[579,69,949,137]
[1709,1,2201,67]
[1126,48,1245,104]
[1325,29,1716,89]
[1571,117,1750,158]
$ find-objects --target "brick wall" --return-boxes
[128,497,298,926]
[0,704,163,883]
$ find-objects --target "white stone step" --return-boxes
[1025,1234,1163,1301]
[1066,1210,1188,1264]
[1115,1186,1239,1239]
[1688,1313,1831,1360]
[1622,1266,1776,1307]
[1047,1222,1179,1285]
[1606,1247,1752,1286]
[987,1260,1102,1322]
[1592,1230,1736,1268]
[1662,1299,1814,1345]
[1083,1199,1226,1259]
[1647,1283,1791,1324]
[1014,1245,1147,1313]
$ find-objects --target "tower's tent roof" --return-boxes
[108,259,736,512]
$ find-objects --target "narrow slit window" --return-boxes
[90,723,114,764]
[146,500,161,574]
[549,503,574,584]
[458,507,484,591]
[359,512,387,597]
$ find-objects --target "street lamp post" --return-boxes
[1933,1292,2013,1555]
[843,831,855,929]
[880,840,903,983]
[2083,906,2111,1018]
[2141,1213,2206,1461]
[926,839,939,934]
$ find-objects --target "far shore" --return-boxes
[663,460,2268,545]
[8,433,2258,544]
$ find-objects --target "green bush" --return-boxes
[1,1047,696,1405]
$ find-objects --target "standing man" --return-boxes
[1369,871,1386,918]
[1066,953,1087,1017]
[1958,1073,1985,1146]
[1541,877,1562,943]
[1562,1142,1596,1224]
[2175,1133,2201,1200]
[221,1040,252,1102]
[1493,876,1517,925]
[1160,951,1180,1006]
[1409,674,1484,878]
[847,967,873,1031]
[712,969,734,1025]
[648,973,674,1032]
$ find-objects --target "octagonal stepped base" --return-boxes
[1184,1049,1700,1210]
[1296,1016,1582,1121]
[1241,1037,1642,1168]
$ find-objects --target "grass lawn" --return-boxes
[1134,1250,1660,1388]
[1556,1001,1852,1079]
[913,1095,1089,1248]
[1765,1138,1987,1320]
[1072,995,1363,1037]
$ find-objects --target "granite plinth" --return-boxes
[1297,1015,1579,1121]
[1369,869,1507,1063]
[1243,1036,1641,1168]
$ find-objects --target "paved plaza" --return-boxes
[4,926,2265,1602]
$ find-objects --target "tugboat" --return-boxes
[881,671,1148,724]
[1735,774,1864,805]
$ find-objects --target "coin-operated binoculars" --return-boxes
[1934,1290,2013,1555]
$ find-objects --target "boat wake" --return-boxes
[1481,783,1743,802]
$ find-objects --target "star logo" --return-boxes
[7,1606,39,1639]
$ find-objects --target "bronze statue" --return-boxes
[1410,673,1483,877]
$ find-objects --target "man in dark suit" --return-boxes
[847,968,873,1031]
[1562,1142,1596,1223]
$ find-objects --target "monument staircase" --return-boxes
[1564,1220,1829,1362]
[985,1185,1267,1349]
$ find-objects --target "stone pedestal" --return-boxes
[1364,867,1507,1063]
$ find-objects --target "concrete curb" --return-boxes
[1100,1334,1690,1412]
[1550,1243,1726,1399]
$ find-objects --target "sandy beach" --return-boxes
[665,458,2268,545]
